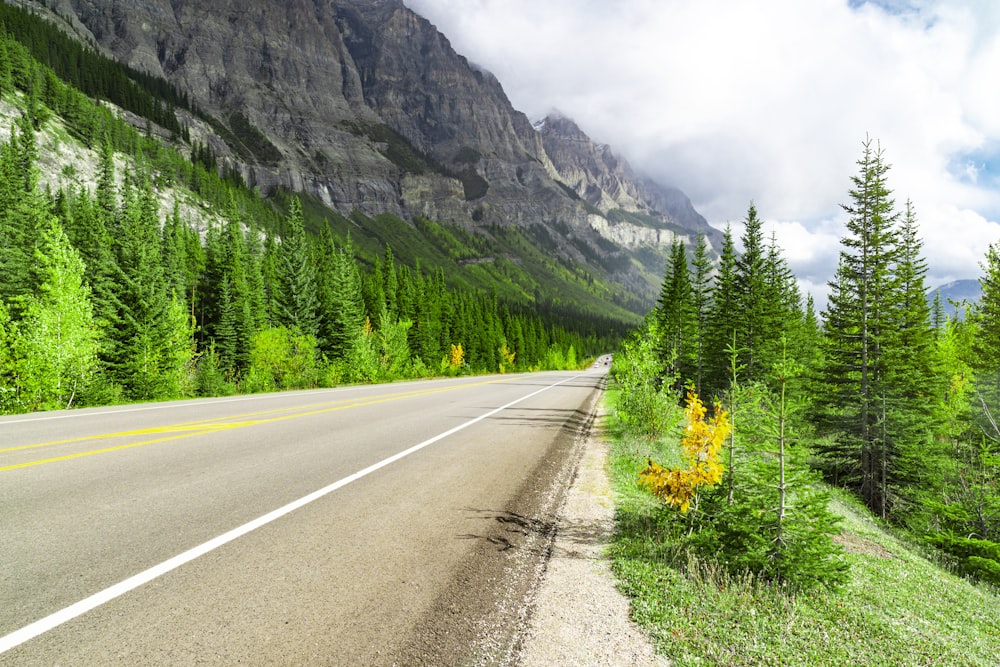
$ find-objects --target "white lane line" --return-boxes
[0,372,586,655]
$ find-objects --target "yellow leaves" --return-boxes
[639,390,731,513]
[498,342,516,373]
[449,343,464,369]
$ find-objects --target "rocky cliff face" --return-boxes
[41,0,719,304]
[537,113,721,251]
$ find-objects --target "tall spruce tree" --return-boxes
[881,200,942,513]
[690,233,714,396]
[109,177,191,399]
[0,114,44,309]
[273,196,319,338]
[705,225,739,399]
[977,240,1000,402]
[817,137,901,517]
[734,202,781,384]
[324,236,366,360]
[656,239,696,387]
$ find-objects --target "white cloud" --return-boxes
[405,0,1000,293]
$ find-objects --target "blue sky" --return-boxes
[405,0,1000,303]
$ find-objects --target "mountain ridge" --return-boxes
[19,0,720,312]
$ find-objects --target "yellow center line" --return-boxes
[0,384,478,455]
[1,377,517,473]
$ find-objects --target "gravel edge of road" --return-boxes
[514,403,671,667]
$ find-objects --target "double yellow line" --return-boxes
[1,379,509,473]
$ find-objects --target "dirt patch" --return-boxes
[833,531,895,559]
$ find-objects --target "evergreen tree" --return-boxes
[318,234,365,359]
[881,200,941,514]
[0,114,44,308]
[977,239,1000,401]
[734,202,780,384]
[705,226,739,399]
[272,196,319,338]
[656,239,696,387]
[931,289,946,336]
[816,137,901,517]
[690,233,713,396]
[108,177,190,399]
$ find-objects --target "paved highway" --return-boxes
[0,369,606,665]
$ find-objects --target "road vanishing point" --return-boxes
[1,369,608,665]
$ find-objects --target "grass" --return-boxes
[604,393,1000,666]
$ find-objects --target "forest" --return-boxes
[0,14,617,415]
[612,137,1000,592]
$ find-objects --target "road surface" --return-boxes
[0,369,606,665]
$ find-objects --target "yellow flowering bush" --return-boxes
[639,389,731,512]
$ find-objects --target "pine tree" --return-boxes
[764,231,809,390]
[0,114,45,308]
[977,240,1000,401]
[690,233,713,396]
[881,200,941,514]
[318,234,365,359]
[734,202,780,384]
[656,239,696,387]
[705,226,738,399]
[816,137,901,517]
[273,196,319,338]
[108,177,190,399]
[931,289,946,336]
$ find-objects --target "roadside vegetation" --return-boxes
[606,139,1000,663]
[0,7,617,415]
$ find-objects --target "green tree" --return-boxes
[244,326,319,392]
[656,239,696,388]
[272,197,319,337]
[880,200,942,515]
[734,202,782,384]
[108,177,193,400]
[0,114,45,308]
[816,137,901,517]
[690,233,713,396]
[317,231,366,359]
[0,301,17,413]
[705,226,738,398]
[15,218,99,410]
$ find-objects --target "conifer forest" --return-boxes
[613,137,1000,590]
[0,5,617,418]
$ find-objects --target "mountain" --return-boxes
[19,0,719,314]
[928,279,981,319]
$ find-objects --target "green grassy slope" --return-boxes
[605,403,1000,666]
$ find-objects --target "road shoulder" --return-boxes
[515,406,671,666]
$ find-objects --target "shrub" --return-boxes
[243,326,318,392]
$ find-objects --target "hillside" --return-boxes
[16,0,721,316]
[0,9,634,414]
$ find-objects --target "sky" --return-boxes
[403,0,1000,304]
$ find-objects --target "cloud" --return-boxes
[405,0,1000,296]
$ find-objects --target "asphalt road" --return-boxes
[0,369,607,665]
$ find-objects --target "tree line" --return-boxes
[0,113,611,414]
[614,137,1000,589]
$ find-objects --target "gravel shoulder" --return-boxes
[515,406,671,667]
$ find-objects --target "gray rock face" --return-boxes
[49,0,719,305]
